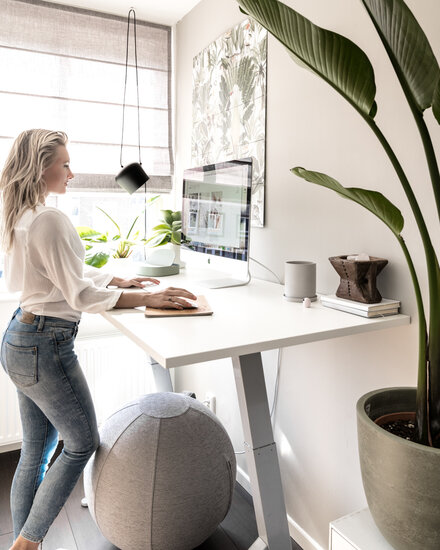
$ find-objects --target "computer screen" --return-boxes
[181,158,252,288]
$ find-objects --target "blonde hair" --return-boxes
[0,129,68,252]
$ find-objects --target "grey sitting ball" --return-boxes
[84,392,236,550]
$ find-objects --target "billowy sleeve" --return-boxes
[28,211,122,313]
[83,265,114,288]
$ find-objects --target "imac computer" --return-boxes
[181,157,252,288]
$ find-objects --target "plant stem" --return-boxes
[406,113,440,446]
[364,116,440,444]
[428,263,440,446]
[411,111,440,224]
[397,235,429,444]
[361,2,440,224]
[364,119,432,256]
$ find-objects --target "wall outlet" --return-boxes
[204,393,216,414]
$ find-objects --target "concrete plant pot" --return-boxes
[357,387,440,550]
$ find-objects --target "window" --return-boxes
[0,0,173,193]
[48,192,173,264]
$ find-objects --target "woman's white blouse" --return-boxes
[5,205,122,321]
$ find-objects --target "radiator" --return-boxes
[0,335,154,449]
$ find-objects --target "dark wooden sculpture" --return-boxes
[329,255,388,303]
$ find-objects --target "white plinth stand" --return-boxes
[330,509,395,550]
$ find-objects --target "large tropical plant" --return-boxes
[236,0,440,447]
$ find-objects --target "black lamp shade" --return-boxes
[115,163,149,194]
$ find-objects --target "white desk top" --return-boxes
[101,270,410,369]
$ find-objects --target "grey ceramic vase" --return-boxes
[357,387,440,550]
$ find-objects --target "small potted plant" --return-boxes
[236,0,440,548]
[146,209,186,267]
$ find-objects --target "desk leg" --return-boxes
[232,353,291,550]
[145,354,173,392]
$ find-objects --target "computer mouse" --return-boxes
[183,298,198,308]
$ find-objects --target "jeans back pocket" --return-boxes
[4,342,38,387]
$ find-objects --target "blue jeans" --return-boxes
[0,308,99,543]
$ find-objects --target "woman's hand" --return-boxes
[114,286,197,309]
[145,287,197,309]
[109,276,160,289]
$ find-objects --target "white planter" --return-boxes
[171,243,185,268]
[108,257,134,276]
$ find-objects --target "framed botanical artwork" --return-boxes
[192,19,267,227]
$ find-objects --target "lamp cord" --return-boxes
[120,8,142,168]
[143,184,147,260]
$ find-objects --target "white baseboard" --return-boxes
[0,440,22,453]
[236,466,326,550]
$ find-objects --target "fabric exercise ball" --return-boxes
[84,392,236,550]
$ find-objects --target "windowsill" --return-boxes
[0,284,120,339]
[0,286,19,302]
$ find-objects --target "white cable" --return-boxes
[250,256,282,284]
[269,348,282,421]
[234,348,283,455]
[234,258,283,455]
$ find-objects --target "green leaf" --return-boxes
[171,220,182,231]
[161,209,174,226]
[76,226,101,239]
[152,223,171,232]
[171,230,181,245]
[237,0,377,117]
[146,234,169,247]
[361,0,440,112]
[292,167,404,236]
[433,77,440,124]
[97,206,121,234]
[126,215,139,239]
[171,211,182,222]
[85,251,109,268]
[146,194,160,206]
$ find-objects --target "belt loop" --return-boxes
[37,315,45,332]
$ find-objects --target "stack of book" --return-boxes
[321,294,400,318]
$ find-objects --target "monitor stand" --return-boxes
[197,276,250,289]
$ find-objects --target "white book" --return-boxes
[321,301,399,318]
[321,294,400,312]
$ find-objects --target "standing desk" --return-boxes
[101,272,410,550]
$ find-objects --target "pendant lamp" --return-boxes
[115,8,149,194]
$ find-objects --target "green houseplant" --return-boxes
[235,0,440,547]
[146,209,183,248]
[77,196,159,267]
[145,209,185,267]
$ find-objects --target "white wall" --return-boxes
[174,1,439,548]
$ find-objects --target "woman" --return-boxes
[0,129,196,550]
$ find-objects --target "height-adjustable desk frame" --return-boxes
[102,273,409,550]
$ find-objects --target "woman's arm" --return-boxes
[115,286,197,310]
[108,276,160,289]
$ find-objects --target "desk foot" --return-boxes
[249,538,268,550]
[249,538,295,550]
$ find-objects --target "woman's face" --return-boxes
[43,145,74,195]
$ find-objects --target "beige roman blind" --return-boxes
[0,0,173,192]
